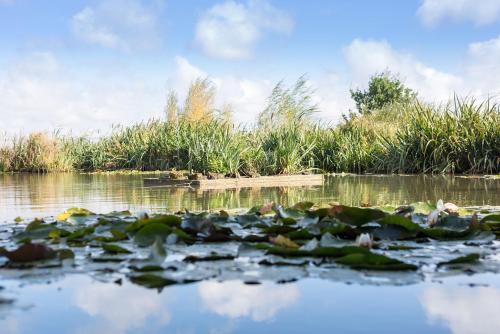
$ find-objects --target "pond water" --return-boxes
[1,174,499,334]
[1,173,498,222]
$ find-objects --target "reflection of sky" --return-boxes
[422,286,500,334]
[6,274,500,333]
[198,280,300,321]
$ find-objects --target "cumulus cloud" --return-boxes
[0,51,164,134]
[421,286,500,334]
[342,37,500,102]
[194,0,293,59]
[3,35,499,134]
[343,39,463,102]
[465,35,500,95]
[198,280,299,321]
[71,0,161,51]
[418,0,500,26]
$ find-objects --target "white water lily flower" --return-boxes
[355,233,373,249]
[427,199,444,226]
[135,210,149,220]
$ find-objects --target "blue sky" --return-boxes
[0,0,499,133]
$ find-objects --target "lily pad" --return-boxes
[129,274,177,289]
[134,224,172,247]
[335,253,417,271]
[102,244,131,254]
[438,253,480,266]
[330,205,387,226]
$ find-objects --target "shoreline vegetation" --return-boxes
[1,74,499,175]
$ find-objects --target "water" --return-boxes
[1,173,499,334]
[1,173,498,222]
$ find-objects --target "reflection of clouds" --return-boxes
[0,317,19,334]
[73,278,172,334]
[198,280,299,321]
[421,286,500,334]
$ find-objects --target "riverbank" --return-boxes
[1,98,498,175]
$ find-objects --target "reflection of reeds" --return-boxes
[1,174,498,216]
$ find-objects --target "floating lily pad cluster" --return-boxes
[0,202,499,289]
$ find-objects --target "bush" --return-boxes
[350,72,416,114]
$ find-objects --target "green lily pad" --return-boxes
[377,215,421,232]
[438,253,480,266]
[129,274,177,289]
[102,243,131,254]
[335,253,417,271]
[330,205,387,226]
[134,223,172,247]
[126,215,181,233]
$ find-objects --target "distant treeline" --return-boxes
[1,74,499,175]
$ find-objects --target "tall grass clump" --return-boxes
[0,132,73,172]
[378,98,500,174]
[255,76,319,174]
[1,75,498,175]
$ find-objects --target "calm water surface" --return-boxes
[0,174,499,334]
[0,173,498,221]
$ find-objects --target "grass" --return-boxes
[0,97,498,175]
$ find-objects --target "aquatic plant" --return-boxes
[1,201,498,289]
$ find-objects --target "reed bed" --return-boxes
[0,98,498,175]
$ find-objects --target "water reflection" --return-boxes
[0,173,498,222]
[4,273,500,334]
[73,277,173,334]
[421,286,500,334]
[198,280,299,321]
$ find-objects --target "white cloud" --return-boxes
[194,0,293,59]
[421,286,500,334]
[343,39,463,102]
[198,280,299,321]
[169,56,207,96]
[465,35,500,95]
[0,51,164,134]
[3,35,499,135]
[71,0,161,51]
[418,0,500,26]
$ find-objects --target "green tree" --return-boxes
[350,72,416,114]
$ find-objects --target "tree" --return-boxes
[350,72,416,114]
[183,78,216,123]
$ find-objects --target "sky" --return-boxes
[0,0,499,133]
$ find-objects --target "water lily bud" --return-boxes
[356,233,373,249]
